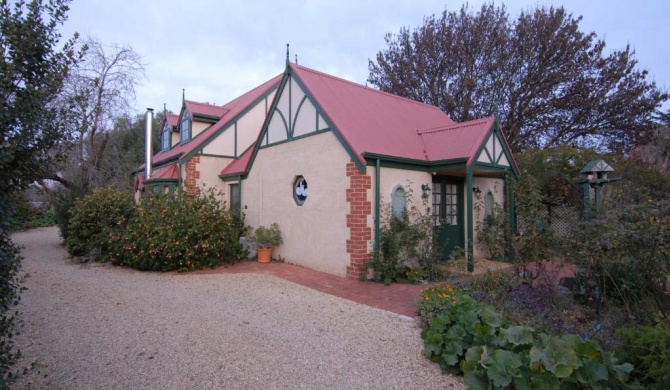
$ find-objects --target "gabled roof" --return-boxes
[165,113,179,130]
[220,143,255,178]
[418,117,495,164]
[184,100,228,120]
[289,63,456,164]
[136,163,179,189]
[137,73,282,171]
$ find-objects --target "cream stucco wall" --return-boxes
[370,167,433,228]
[242,131,351,276]
[192,121,210,138]
[195,155,232,194]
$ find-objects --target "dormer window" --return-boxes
[161,121,171,152]
[180,112,191,143]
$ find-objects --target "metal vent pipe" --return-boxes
[145,108,154,179]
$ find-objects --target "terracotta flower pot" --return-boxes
[257,248,273,263]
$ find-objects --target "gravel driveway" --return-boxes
[11,227,463,389]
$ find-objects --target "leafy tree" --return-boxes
[368,3,667,153]
[0,0,80,385]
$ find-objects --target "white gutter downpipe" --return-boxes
[145,108,154,179]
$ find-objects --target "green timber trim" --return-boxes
[374,159,381,256]
[258,128,331,149]
[466,166,474,272]
[363,153,468,172]
[245,69,366,179]
[234,122,237,157]
[220,173,247,182]
[180,85,279,163]
[192,113,221,123]
[288,72,366,171]
[197,152,235,158]
[145,178,178,185]
[472,117,520,178]
[290,95,308,137]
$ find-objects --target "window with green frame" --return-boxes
[161,122,171,151]
[180,112,191,143]
[229,183,240,211]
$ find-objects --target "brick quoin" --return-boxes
[184,155,201,195]
[345,160,372,280]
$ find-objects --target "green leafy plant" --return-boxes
[476,203,509,261]
[107,188,246,272]
[249,223,282,249]
[418,286,640,389]
[616,314,670,388]
[367,184,443,284]
[65,186,135,258]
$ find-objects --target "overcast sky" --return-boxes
[59,0,670,116]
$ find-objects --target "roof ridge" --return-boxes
[291,63,451,114]
[417,117,493,135]
[185,99,225,108]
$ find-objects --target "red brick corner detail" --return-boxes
[345,160,372,280]
[184,155,201,195]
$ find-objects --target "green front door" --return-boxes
[432,179,464,260]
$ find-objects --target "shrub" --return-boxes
[616,314,670,389]
[65,187,135,258]
[0,197,26,386]
[476,203,509,261]
[53,187,87,243]
[367,185,443,284]
[107,188,246,271]
[419,286,640,389]
[564,198,670,320]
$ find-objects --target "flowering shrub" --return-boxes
[418,286,640,389]
[107,188,246,271]
[65,186,135,257]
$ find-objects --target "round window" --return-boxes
[293,176,308,206]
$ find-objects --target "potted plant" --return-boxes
[249,223,283,263]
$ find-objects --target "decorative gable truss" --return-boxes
[474,122,515,172]
[262,74,330,146]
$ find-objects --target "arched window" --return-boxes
[484,191,495,218]
[391,185,407,219]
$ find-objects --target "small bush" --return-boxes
[108,189,246,271]
[616,314,670,389]
[65,187,135,257]
[419,286,640,389]
[53,187,87,243]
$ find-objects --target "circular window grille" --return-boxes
[293,176,308,206]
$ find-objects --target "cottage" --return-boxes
[136,59,518,279]
[134,75,282,196]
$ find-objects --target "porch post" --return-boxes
[466,167,474,272]
[374,159,380,256]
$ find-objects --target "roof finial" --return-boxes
[182,88,185,103]
[286,43,290,65]
[295,54,298,65]
[163,103,167,115]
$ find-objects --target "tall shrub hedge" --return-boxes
[65,187,135,257]
[108,189,246,271]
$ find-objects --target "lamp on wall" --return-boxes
[421,183,432,199]
[473,186,482,199]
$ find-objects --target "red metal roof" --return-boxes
[418,117,495,164]
[184,100,228,119]
[290,63,457,164]
[138,73,282,170]
[135,163,179,190]
[166,113,179,129]
[220,143,255,177]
